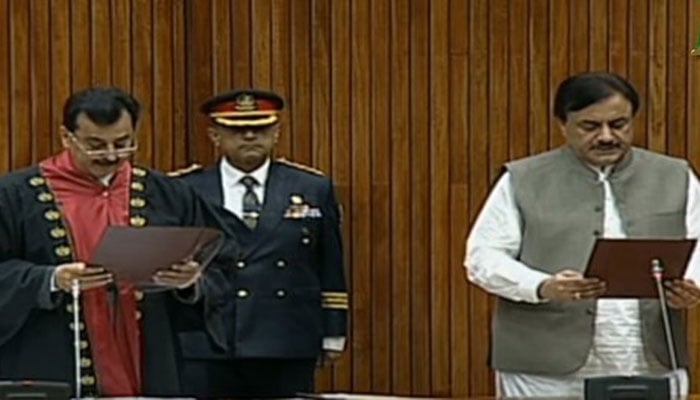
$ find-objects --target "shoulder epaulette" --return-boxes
[276,158,325,176]
[167,163,203,177]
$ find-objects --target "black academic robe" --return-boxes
[178,160,348,360]
[0,165,235,396]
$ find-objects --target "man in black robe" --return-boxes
[0,87,234,397]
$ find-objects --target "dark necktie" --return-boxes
[240,175,261,229]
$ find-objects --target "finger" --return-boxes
[665,292,687,309]
[676,280,700,295]
[152,276,195,289]
[558,270,584,279]
[665,284,696,302]
[78,278,114,291]
[665,288,698,306]
[79,273,113,283]
[57,275,85,291]
[78,267,106,276]
[558,269,581,275]
[155,270,200,282]
[672,288,700,305]
[569,281,606,291]
[170,262,201,272]
[556,285,578,300]
[152,276,179,287]
[578,286,607,299]
[156,270,200,281]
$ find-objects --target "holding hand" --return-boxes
[664,279,700,309]
[54,262,113,292]
[537,269,606,301]
[153,260,202,289]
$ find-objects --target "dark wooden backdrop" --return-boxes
[1,0,700,396]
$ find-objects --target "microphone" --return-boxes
[584,258,681,399]
[71,279,82,400]
[651,258,681,398]
[651,258,678,371]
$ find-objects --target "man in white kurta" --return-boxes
[464,71,700,398]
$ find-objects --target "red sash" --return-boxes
[40,151,141,396]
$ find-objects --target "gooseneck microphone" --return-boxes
[71,279,82,400]
[651,258,678,371]
[651,258,682,398]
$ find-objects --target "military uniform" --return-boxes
[174,89,348,398]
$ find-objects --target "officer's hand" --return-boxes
[665,279,700,309]
[317,350,343,367]
[54,262,113,292]
[153,260,202,289]
[537,269,606,301]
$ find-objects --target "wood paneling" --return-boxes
[1,0,700,396]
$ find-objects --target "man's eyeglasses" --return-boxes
[66,131,138,159]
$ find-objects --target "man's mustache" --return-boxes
[593,142,621,150]
[94,160,119,166]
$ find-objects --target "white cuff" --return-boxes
[50,269,60,293]
[516,270,551,303]
[323,336,346,352]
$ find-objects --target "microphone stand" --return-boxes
[651,258,680,398]
[71,279,82,400]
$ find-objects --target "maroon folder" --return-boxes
[90,226,223,286]
[584,238,697,298]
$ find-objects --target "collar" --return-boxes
[41,150,130,192]
[220,157,271,187]
[563,145,635,181]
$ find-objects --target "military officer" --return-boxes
[175,89,348,398]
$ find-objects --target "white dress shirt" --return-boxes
[219,158,346,352]
[220,158,270,219]
[465,167,700,398]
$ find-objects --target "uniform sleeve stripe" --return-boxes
[322,303,349,310]
[322,298,349,305]
[322,292,348,298]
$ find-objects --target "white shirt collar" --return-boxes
[586,163,614,182]
[99,173,115,187]
[220,157,271,187]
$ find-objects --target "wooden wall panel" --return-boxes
[350,0,372,391]
[2,0,700,396]
[448,0,470,396]
[389,0,411,394]
[0,0,8,171]
[629,0,649,148]
[49,0,70,155]
[329,0,352,391]
[467,0,491,395]
[409,0,431,394]
[430,0,450,395]
[369,0,391,393]
[10,0,31,169]
[30,0,51,160]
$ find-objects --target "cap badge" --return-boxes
[235,93,257,111]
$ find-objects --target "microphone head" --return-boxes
[651,258,664,279]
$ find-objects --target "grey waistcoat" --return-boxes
[492,146,689,374]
